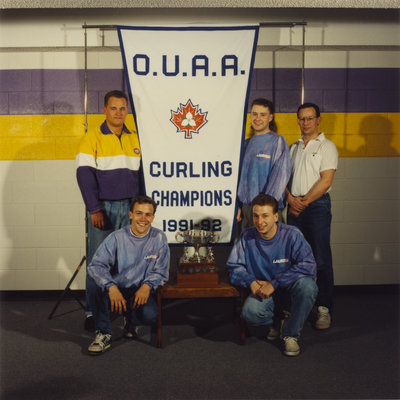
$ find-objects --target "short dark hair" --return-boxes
[130,195,157,214]
[250,98,277,132]
[251,193,279,214]
[104,90,128,107]
[297,102,321,118]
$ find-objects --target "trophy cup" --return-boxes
[175,229,220,287]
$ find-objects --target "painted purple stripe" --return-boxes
[1,68,399,115]
[252,68,272,90]
[253,68,399,92]
[9,92,55,114]
[347,68,400,90]
[252,68,399,112]
[31,70,83,92]
[0,70,32,92]
[305,69,347,90]
[87,70,126,91]
[275,68,303,90]
[0,93,8,114]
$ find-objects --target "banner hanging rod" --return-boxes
[82,22,307,30]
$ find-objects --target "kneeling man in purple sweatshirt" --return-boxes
[87,195,169,355]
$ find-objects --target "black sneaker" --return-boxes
[88,331,112,355]
[123,317,138,339]
[84,315,95,332]
[266,326,279,340]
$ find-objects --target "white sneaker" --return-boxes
[88,331,112,355]
[315,306,331,330]
[283,337,300,356]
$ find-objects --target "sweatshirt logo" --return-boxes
[256,153,271,159]
[144,254,158,260]
[273,258,289,264]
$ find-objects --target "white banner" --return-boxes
[118,25,259,243]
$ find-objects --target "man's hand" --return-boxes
[250,280,267,297]
[236,208,242,222]
[287,192,308,218]
[91,211,105,229]
[288,207,301,218]
[133,283,151,308]
[250,280,275,299]
[108,285,127,314]
[256,281,275,299]
[287,193,307,213]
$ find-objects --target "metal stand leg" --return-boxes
[48,256,86,320]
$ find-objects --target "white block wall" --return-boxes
[0,161,86,290]
[331,157,400,285]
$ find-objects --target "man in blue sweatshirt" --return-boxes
[87,195,169,355]
[236,98,291,231]
[227,193,317,356]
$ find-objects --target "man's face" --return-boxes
[129,202,155,237]
[103,96,129,132]
[297,107,321,137]
[253,204,278,240]
[250,104,273,135]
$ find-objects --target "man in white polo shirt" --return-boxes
[286,103,338,330]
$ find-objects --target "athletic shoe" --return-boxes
[123,317,138,339]
[266,326,279,340]
[267,310,291,340]
[88,331,112,355]
[315,306,331,330]
[84,315,95,332]
[283,337,300,357]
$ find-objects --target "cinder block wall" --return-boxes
[0,8,399,289]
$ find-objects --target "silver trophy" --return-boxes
[175,229,220,263]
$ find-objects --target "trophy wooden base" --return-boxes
[176,262,219,287]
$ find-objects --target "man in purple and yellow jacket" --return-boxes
[76,90,141,330]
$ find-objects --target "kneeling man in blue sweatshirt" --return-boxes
[227,193,317,356]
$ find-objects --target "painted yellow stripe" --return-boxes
[0,114,136,161]
[0,113,398,160]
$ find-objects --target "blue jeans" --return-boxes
[241,277,318,338]
[287,193,334,311]
[93,285,158,334]
[86,199,131,315]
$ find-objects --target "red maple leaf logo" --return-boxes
[170,99,208,139]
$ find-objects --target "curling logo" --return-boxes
[170,99,208,139]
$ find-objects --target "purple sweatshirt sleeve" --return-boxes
[76,166,102,213]
[226,235,257,288]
